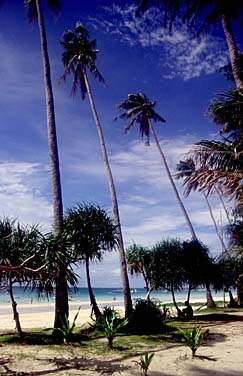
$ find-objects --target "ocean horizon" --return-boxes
[0,285,230,307]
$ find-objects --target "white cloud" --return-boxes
[90,4,229,80]
[0,162,52,230]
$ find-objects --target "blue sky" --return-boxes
[0,1,241,287]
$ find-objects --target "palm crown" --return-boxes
[114,93,165,144]
[24,0,61,22]
[60,22,104,98]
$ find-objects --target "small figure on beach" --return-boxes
[182,300,193,319]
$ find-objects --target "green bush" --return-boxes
[135,353,154,375]
[129,299,167,334]
[56,307,81,345]
[180,326,209,358]
[96,309,129,349]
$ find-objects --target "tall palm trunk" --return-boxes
[35,0,68,328]
[221,14,243,89]
[149,121,216,307]
[215,185,231,225]
[81,66,133,317]
[203,192,227,251]
[85,258,101,320]
[149,121,197,239]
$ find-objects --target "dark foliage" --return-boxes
[129,298,167,334]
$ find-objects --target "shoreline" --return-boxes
[0,296,229,331]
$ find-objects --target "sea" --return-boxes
[0,286,229,315]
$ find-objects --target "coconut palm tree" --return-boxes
[114,92,197,240]
[59,23,133,317]
[63,203,117,320]
[115,93,218,308]
[208,89,243,156]
[175,159,227,251]
[24,0,67,329]
[137,0,243,88]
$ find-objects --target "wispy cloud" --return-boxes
[90,4,229,80]
[0,162,52,230]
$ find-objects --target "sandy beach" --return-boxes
[0,299,242,375]
[0,296,228,330]
[0,299,126,330]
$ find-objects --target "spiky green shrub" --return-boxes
[98,310,129,349]
[135,353,154,375]
[180,326,209,358]
[57,307,81,344]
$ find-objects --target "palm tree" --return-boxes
[137,0,243,89]
[175,159,227,251]
[126,244,152,298]
[114,92,197,240]
[115,93,218,308]
[208,89,243,155]
[188,139,243,204]
[63,203,117,320]
[59,23,133,317]
[24,0,67,329]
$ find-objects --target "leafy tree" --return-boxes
[24,0,67,329]
[114,92,197,240]
[182,239,216,307]
[126,244,152,297]
[149,238,184,316]
[0,218,45,336]
[63,203,117,320]
[60,22,133,318]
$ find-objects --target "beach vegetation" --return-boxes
[95,309,129,349]
[56,306,81,344]
[130,298,168,334]
[63,203,117,320]
[60,22,133,318]
[148,238,185,317]
[179,326,209,358]
[126,244,153,298]
[135,352,154,376]
[0,218,48,338]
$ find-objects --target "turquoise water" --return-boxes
[0,286,226,305]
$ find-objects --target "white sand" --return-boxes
[0,296,228,330]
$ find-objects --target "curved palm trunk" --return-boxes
[171,287,183,317]
[203,192,227,252]
[221,14,243,89]
[8,277,23,338]
[85,258,101,320]
[149,122,217,307]
[149,121,197,240]
[214,185,231,225]
[35,0,68,328]
[205,284,216,308]
[82,67,133,318]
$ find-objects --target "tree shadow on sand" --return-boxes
[0,356,131,375]
[193,312,243,323]
[188,365,243,376]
